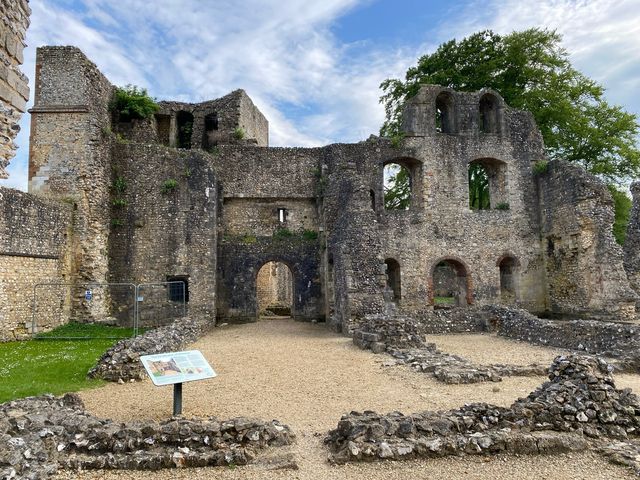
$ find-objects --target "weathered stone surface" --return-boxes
[0,393,293,479]
[353,312,546,384]
[87,316,208,382]
[625,181,640,308]
[0,0,30,178]
[325,355,640,463]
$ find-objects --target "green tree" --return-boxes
[380,28,640,184]
[384,164,411,210]
[608,185,632,245]
[110,85,159,121]
[468,163,490,210]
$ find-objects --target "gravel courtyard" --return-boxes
[57,318,637,479]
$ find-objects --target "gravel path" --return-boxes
[58,318,636,479]
[429,333,565,365]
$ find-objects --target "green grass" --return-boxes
[434,296,456,305]
[0,323,134,403]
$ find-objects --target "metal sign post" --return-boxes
[140,350,216,416]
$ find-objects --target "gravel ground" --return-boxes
[57,318,637,480]
[429,333,566,365]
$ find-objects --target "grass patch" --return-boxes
[0,323,134,403]
[434,296,456,305]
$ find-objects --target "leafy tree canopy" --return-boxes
[380,28,640,184]
[110,85,159,121]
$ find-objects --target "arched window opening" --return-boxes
[203,112,219,150]
[479,94,499,134]
[176,111,194,149]
[499,257,519,303]
[257,261,293,318]
[432,259,470,307]
[383,163,411,210]
[384,258,401,302]
[435,92,454,133]
[468,158,508,210]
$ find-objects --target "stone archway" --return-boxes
[256,261,294,318]
[431,258,472,307]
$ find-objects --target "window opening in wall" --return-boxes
[435,92,454,133]
[256,261,293,318]
[277,207,288,223]
[499,257,519,303]
[479,94,499,134]
[383,163,411,210]
[155,114,171,146]
[176,111,194,149]
[469,162,490,210]
[166,276,189,303]
[203,112,219,150]
[432,259,469,307]
[468,158,507,210]
[384,258,401,302]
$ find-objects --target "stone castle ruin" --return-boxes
[1,38,640,339]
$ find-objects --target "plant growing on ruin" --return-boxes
[112,176,127,194]
[241,234,257,244]
[161,179,178,194]
[207,146,220,156]
[302,229,318,241]
[112,198,128,208]
[495,202,510,210]
[110,85,159,121]
[233,127,246,140]
[273,227,294,239]
[183,168,192,178]
[111,219,123,228]
[533,160,549,175]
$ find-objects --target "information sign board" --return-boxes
[140,350,216,386]
[85,290,92,301]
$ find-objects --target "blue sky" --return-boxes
[3,0,640,190]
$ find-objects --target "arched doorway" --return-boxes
[256,261,293,318]
[498,256,519,304]
[384,258,401,302]
[431,258,471,307]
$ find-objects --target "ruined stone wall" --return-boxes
[108,143,217,321]
[0,187,73,340]
[28,47,114,321]
[624,181,640,306]
[538,160,636,320]
[213,145,322,322]
[0,0,30,178]
[152,89,268,149]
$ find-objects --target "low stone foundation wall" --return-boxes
[88,316,208,382]
[0,393,293,479]
[353,314,546,384]
[325,355,640,463]
[485,305,640,357]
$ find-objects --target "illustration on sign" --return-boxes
[84,290,93,301]
[140,350,216,386]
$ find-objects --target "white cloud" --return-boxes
[447,0,640,113]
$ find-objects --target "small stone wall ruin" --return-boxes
[325,355,640,464]
[0,393,293,479]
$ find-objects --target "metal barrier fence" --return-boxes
[30,281,186,339]
[135,282,187,335]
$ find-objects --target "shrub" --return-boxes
[161,179,178,194]
[112,198,128,208]
[302,229,318,240]
[233,127,246,140]
[533,160,549,174]
[273,227,293,239]
[110,85,159,121]
[112,176,127,194]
